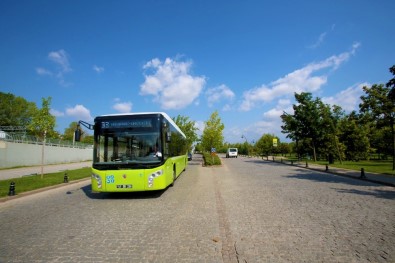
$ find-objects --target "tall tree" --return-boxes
[387,65,395,167]
[28,97,56,138]
[255,134,278,157]
[0,92,37,128]
[282,92,345,162]
[28,97,56,178]
[63,121,93,144]
[360,83,395,169]
[387,65,395,101]
[173,115,199,152]
[281,92,323,161]
[317,104,345,163]
[201,111,224,152]
[338,113,370,161]
[63,122,79,141]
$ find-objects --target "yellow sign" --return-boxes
[273,138,278,147]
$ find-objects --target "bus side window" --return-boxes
[166,131,171,142]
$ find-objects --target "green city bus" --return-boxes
[88,112,188,192]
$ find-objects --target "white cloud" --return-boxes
[194,120,205,137]
[113,101,132,113]
[36,49,72,87]
[36,67,52,76]
[206,84,235,107]
[140,57,206,109]
[93,65,104,73]
[222,104,232,111]
[308,24,336,49]
[50,109,64,117]
[65,104,93,121]
[309,32,327,49]
[240,43,360,111]
[48,49,71,73]
[322,82,368,112]
[262,99,293,123]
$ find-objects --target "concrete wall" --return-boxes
[0,141,93,168]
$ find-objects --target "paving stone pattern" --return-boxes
[0,155,394,262]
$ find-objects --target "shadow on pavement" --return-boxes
[287,168,378,187]
[79,184,166,199]
[285,170,395,200]
[331,188,395,200]
[243,159,285,166]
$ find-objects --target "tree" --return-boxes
[62,122,93,144]
[281,93,324,161]
[387,65,395,101]
[338,113,370,161]
[28,97,56,178]
[281,92,347,163]
[360,83,395,169]
[173,115,199,152]
[0,92,37,127]
[317,104,345,164]
[201,111,224,152]
[63,122,79,141]
[255,134,278,157]
[279,142,291,156]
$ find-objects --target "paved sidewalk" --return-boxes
[259,158,395,187]
[0,161,92,180]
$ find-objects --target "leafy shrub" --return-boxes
[203,152,222,166]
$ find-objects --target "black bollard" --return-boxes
[306,161,308,168]
[8,181,15,196]
[360,168,366,179]
[291,160,293,165]
[326,164,328,172]
[64,173,69,183]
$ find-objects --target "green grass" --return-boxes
[314,160,395,176]
[0,167,91,198]
[280,156,395,176]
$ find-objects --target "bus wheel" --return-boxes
[170,169,176,187]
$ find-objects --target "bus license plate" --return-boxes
[116,185,133,189]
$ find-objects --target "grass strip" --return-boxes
[0,167,91,198]
[276,157,394,176]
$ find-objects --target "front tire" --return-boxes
[170,168,176,187]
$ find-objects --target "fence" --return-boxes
[0,132,92,149]
[0,133,93,168]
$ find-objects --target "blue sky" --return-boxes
[1,0,394,143]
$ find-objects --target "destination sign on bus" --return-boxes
[101,119,153,129]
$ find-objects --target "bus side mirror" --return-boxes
[75,129,81,142]
[166,132,171,143]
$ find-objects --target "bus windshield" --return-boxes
[94,130,163,167]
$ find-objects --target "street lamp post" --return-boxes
[241,135,249,157]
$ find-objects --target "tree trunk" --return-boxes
[392,118,395,170]
[335,135,343,164]
[312,140,317,162]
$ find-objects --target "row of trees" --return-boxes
[281,65,395,169]
[195,66,395,170]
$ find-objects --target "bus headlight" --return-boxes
[92,173,102,189]
[148,170,163,188]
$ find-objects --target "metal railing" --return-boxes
[0,132,92,149]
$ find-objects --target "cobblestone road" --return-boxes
[0,155,394,262]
